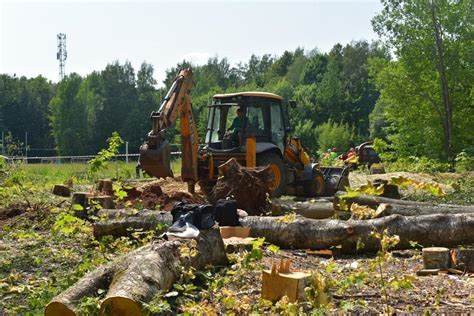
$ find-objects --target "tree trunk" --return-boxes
[334,191,474,215]
[240,213,474,253]
[92,210,474,254]
[45,227,227,316]
[271,200,335,219]
[430,0,453,159]
[93,209,173,239]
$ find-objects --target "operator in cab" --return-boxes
[229,107,244,133]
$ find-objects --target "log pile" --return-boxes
[45,227,227,316]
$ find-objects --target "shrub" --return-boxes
[316,120,356,154]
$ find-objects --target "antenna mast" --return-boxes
[56,33,67,81]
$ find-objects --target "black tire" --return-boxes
[305,168,326,197]
[257,152,287,197]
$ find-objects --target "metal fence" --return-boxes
[3,152,182,164]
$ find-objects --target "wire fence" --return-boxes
[2,152,182,164]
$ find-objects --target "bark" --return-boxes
[376,203,474,217]
[93,210,474,254]
[45,227,227,316]
[44,264,115,316]
[430,0,453,159]
[271,199,335,219]
[52,184,71,197]
[422,247,450,269]
[451,248,474,272]
[334,191,474,215]
[93,209,173,239]
[240,213,474,253]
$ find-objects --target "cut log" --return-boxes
[334,191,474,216]
[92,210,474,253]
[45,227,227,316]
[271,199,335,219]
[45,264,114,316]
[93,209,172,239]
[52,184,71,197]
[240,213,474,253]
[422,247,450,269]
[450,248,474,272]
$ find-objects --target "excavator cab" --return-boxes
[205,92,287,152]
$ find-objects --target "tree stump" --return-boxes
[422,247,451,269]
[262,259,310,303]
[53,184,71,197]
[71,192,91,218]
[97,179,114,195]
[89,195,115,209]
[450,248,474,272]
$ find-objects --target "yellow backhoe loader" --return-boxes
[139,68,349,197]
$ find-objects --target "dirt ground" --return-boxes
[1,172,473,314]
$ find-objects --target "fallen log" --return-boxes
[334,191,474,216]
[45,227,227,316]
[271,199,335,219]
[240,213,474,253]
[92,210,474,253]
[93,209,173,239]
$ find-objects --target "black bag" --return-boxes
[214,199,240,227]
[171,202,215,230]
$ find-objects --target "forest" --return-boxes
[0,0,471,166]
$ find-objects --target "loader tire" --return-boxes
[305,168,326,197]
[257,152,287,197]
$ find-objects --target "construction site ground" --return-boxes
[0,170,473,314]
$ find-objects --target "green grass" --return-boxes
[17,159,182,185]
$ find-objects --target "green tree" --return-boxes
[372,0,473,160]
[49,73,88,155]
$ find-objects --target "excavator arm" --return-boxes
[139,68,199,193]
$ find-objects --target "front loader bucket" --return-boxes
[321,166,350,196]
[139,139,173,178]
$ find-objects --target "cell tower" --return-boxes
[56,33,67,81]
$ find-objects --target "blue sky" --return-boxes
[0,0,382,85]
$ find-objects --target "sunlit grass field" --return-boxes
[18,159,182,185]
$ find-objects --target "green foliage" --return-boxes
[316,120,357,155]
[371,0,472,161]
[454,151,474,172]
[88,132,124,175]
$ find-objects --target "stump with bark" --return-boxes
[209,158,273,215]
[52,184,71,197]
[45,227,228,316]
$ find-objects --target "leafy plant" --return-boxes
[88,132,124,176]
